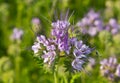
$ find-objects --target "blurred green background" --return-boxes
[0,0,120,83]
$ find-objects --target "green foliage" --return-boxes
[33,56,43,69]
[64,57,73,73]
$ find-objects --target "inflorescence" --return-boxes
[100,56,120,81]
[77,9,120,36]
[32,19,93,71]
[10,28,23,41]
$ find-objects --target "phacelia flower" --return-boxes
[77,9,103,36]
[46,45,56,51]
[88,27,98,36]
[87,57,96,68]
[10,28,23,41]
[77,9,120,37]
[105,18,119,35]
[72,58,85,71]
[100,56,120,81]
[100,57,117,72]
[74,41,92,55]
[32,18,40,25]
[32,18,93,70]
[32,34,57,65]
[51,20,70,54]
[71,39,92,71]
[31,18,41,34]
[69,37,77,46]
[32,42,41,54]
[37,35,49,46]
[42,51,56,65]
[87,9,100,21]
[115,64,120,77]
[73,49,86,59]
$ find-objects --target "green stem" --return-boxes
[14,43,21,83]
[70,73,81,83]
[15,56,20,83]
[54,65,58,83]
[54,71,58,83]
[63,75,68,83]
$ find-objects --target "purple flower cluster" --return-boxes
[71,38,92,71]
[32,20,92,70]
[77,10,103,36]
[77,10,120,36]
[32,35,56,65]
[51,20,70,54]
[105,18,119,35]
[10,28,23,41]
[100,56,120,81]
